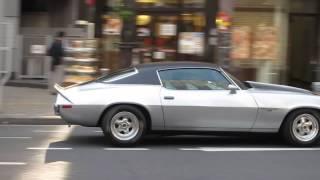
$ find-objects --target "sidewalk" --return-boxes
[0,86,65,125]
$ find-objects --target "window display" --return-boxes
[232,11,275,61]
[231,26,251,59]
[63,39,99,86]
[154,16,178,61]
[252,25,278,60]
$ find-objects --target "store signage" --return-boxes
[153,51,166,60]
[137,28,151,37]
[159,24,177,36]
[103,17,123,35]
[30,45,46,55]
[179,32,204,55]
[216,12,232,30]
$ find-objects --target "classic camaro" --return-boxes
[55,62,320,146]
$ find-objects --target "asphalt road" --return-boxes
[1,125,320,180]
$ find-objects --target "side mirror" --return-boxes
[228,84,238,94]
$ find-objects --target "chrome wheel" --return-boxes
[292,114,319,142]
[110,111,140,141]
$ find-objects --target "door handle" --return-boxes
[164,96,175,100]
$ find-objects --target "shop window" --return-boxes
[178,13,205,60]
[231,11,277,61]
[180,13,205,32]
[135,15,153,63]
[154,16,178,61]
[136,0,179,8]
[102,15,122,69]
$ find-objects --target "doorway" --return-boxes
[287,15,318,89]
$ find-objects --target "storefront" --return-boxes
[102,0,218,70]
[101,0,285,82]
[101,0,320,88]
[223,0,320,88]
[229,0,286,83]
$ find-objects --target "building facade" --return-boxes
[101,0,320,89]
[2,0,320,90]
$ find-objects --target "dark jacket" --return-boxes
[48,39,64,71]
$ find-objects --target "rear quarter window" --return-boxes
[97,68,137,83]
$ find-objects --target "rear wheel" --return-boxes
[282,109,320,146]
[101,105,147,146]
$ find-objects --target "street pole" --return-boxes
[205,0,219,63]
[118,0,137,68]
[94,0,106,38]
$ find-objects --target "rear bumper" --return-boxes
[54,105,60,115]
[54,103,106,127]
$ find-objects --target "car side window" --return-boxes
[159,68,232,90]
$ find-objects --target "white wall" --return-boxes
[0,0,20,78]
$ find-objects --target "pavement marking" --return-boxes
[0,162,26,165]
[0,137,32,139]
[0,125,64,127]
[179,147,320,152]
[27,147,73,150]
[0,115,60,119]
[104,148,150,151]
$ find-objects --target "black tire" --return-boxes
[101,105,147,146]
[281,109,320,147]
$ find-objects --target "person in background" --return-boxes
[48,31,65,94]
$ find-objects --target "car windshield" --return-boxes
[224,71,250,90]
[96,68,136,82]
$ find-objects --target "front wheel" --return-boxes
[282,109,320,147]
[101,105,147,146]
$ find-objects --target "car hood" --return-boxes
[245,81,313,95]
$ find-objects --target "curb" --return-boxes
[6,81,48,89]
[0,116,67,125]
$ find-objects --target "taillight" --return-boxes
[62,105,73,109]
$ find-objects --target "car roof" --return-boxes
[135,61,220,71]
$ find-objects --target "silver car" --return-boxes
[55,62,320,146]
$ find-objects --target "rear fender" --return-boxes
[54,84,73,103]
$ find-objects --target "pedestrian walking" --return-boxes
[48,31,65,94]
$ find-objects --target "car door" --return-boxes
[159,68,258,130]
